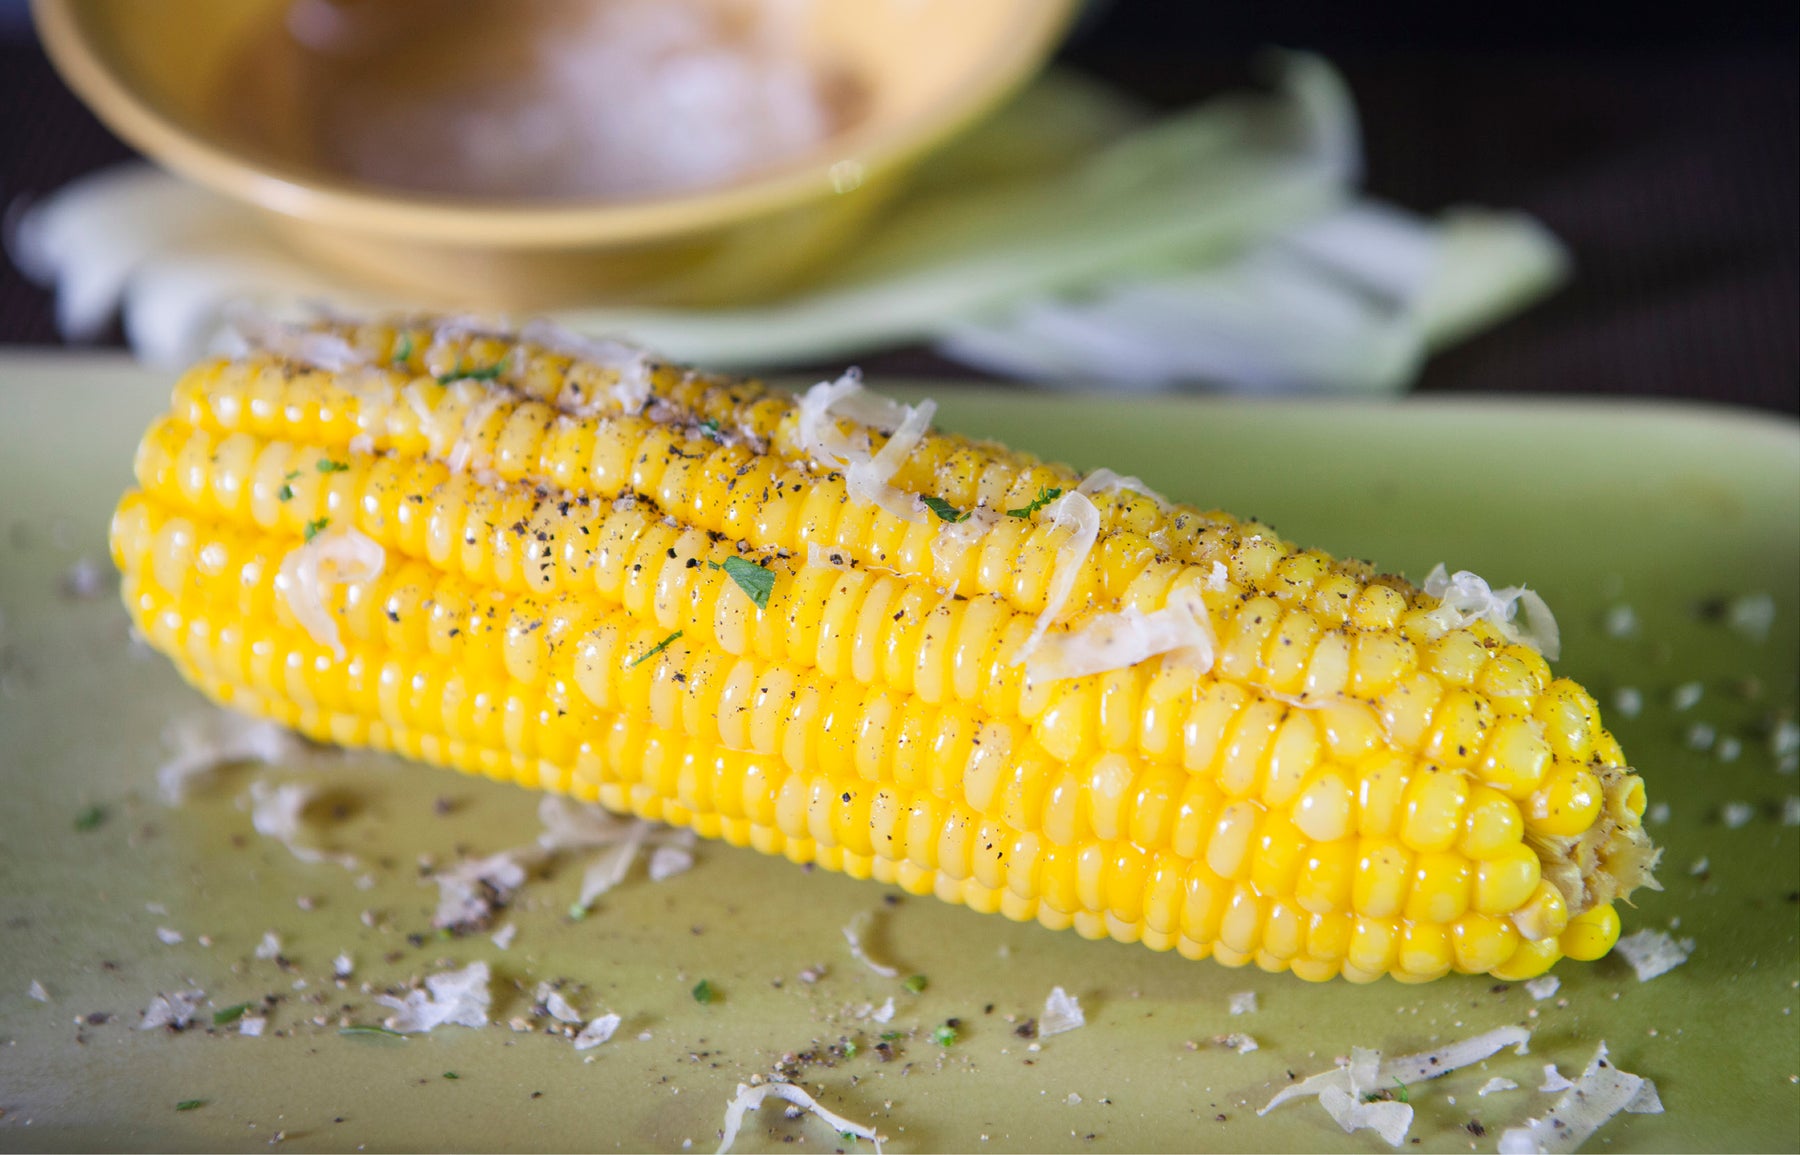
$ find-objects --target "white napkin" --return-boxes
[13,53,1564,392]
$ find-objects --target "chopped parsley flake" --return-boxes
[278,485,294,503]
[317,458,349,473]
[443,1071,460,1080]
[903,974,928,994]
[721,556,776,610]
[698,419,723,441]
[880,1031,902,1042]
[303,517,329,542]
[628,630,683,669]
[175,1100,205,1112]
[692,979,720,1004]
[74,805,106,831]
[393,333,413,364]
[931,1023,958,1046]
[1007,486,1063,519]
[284,469,302,481]
[212,1003,252,1026]
[436,361,507,385]
[843,1041,859,1059]
[339,1024,408,1039]
[922,496,968,524]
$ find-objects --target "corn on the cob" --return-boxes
[111,317,1659,983]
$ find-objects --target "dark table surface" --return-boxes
[2,6,1795,416]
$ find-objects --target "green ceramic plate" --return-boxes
[1,356,1796,1153]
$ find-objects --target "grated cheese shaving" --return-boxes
[1220,1032,1261,1054]
[536,982,585,1024]
[250,779,359,870]
[842,911,900,979]
[239,1015,267,1037]
[156,927,183,945]
[229,313,364,373]
[1040,986,1086,1037]
[28,980,49,1002]
[1479,1076,1520,1096]
[806,542,854,571]
[275,528,386,660]
[138,989,206,1031]
[574,1012,622,1051]
[443,390,509,474]
[1229,991,1259,1016]
[491,923,518,950]
[715,1081,882,1155]
[1024,586,1216,683]
[796,373,932,522]
[1013,491,1101,667]
[254,931,283,960]
[1261,1025,1532,1118]
[1421,563,1561,660]
[1524,975,1560,1001]
[521,319,654,416]
[157,710,299,803]
[1613,929,1692,981]
[1317,1085,1412,1148]
[376,961,491,1033]
[1539,1065,1574,1093]
[1076,468,1170,510]
[432,851,533,931]
[648,843,696,882]
[577,831,648,909]
[1498,1042,1662,1154]
[333,953,354,979]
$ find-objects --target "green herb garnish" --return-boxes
[317,458,349,473]
[931,1023,958,1046]
[303,517,329,542]
[721,556,776,610]
[698,419,723,441]
[921,496,968,524]
[628,629,683,669]
[393,332,413,365]
[880,1031,902,1042]
[843,1041,859,1059]
[284,469,302,481]
[212,1003,252,1026]
[436,361,506,385]
[338,1024,407,1039]
[175,1099,205,1112]
[277,485,294,503]
[443,1071,459,1080]
[1006,486,1062,519]
[692,979,719,1004]
[74,805,106,832]
[568,902,590,921]
[903,974,928,994]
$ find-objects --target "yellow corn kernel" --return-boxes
[1560,903,1621,962]
[110,320,1661,985]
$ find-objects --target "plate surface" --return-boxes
[1,355,1796,1153]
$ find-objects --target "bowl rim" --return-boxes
[33,0,1079,247]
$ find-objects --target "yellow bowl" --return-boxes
[34,0,1077,310]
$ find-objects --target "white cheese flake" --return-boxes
[1720,801,1756,828]
[1317,1085,1412,1148]
[1773,719,1800,760]
[155,927,183,945]
[1479,1076,1520,1096]
[333,953,354,979]
[536,983,585,1025]
[239,1015,267,1037]
[1685,722,1717,751]
[1229,991,1259,1016]
[1013,490,1101,668]
[1646,802,1671,825]
[157,711,299,804]
[433,851,532,931]
[1261,1025,1532,1118]
[1670,681,1704,711]
[28,980,49,1003]
[230,314,364,372]
[1688,856,1709,876]
[1782,796,1800,826]
[254,931,283,960]
[648,843,695,882]
[1539,1065,1575,1093]
[1498,1042,1662,1154]
[274,527,386,660]
[796,372,932,523]
[1220,1032,1260,1054]
[375,961,491,1033]
[1076,468,1170,510]
[842,911,900,979]
[491,923,518,950]
[1716,736,1742,762]
[1612,687,1643,719]
[574,1012,622,1051]
[1040,986,1086,1037]
[521,319,653,416]
[1525,975,1560,1001]
[1421,564,1560,660]
[1602,604,1638,639]
[138,989,207,1031]
[715,1081,881,1155]
[249,779,359,870]
[1025,586,1216,683]
[806,542,854,571]
[1613,930,1693,981]
[1725,592,1775,642]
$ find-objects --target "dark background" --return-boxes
[3,1,1795,414]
